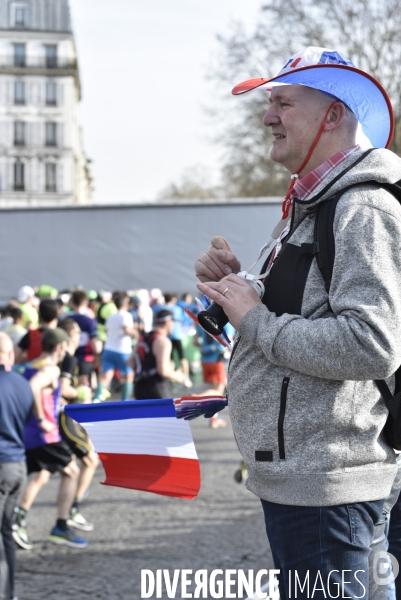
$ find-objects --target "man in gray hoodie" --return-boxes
[195,47,401,598]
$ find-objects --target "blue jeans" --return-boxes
[388,467,401,600]
[261,499,384,600]
[369,457,401,600]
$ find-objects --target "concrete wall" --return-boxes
[0,200,283,302]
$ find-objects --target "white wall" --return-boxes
[0,201,283,301]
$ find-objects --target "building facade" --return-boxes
[0,0,92,207]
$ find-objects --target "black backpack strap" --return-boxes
[314,180,401,432]
[375,379,394,404]
[314,179,401,293]
[309,149,399,290]
[375,378,401,427]
[313,190,347,293]
[377,181,401,203]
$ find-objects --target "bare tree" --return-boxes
[207,0,401,196]
[157,165,221,200]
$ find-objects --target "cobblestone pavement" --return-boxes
[15,406,274,600]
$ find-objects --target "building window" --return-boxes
[45,122,57,146]
[45,163,57,192]
[14,121,25,146]
[15,7,27,27]
[14,44,26,67]
[14,161,25,190]
[14,82,25,105]
[46,82,57,106]
[45,45,58,68]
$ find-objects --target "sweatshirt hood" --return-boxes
[304,148,401,206]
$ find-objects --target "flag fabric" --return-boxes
[65,399,200,500]
[174,395,228,420]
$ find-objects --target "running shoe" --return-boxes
[12,511,33,550]
[234,461,248,484]
[48,526,88,548]
[99,388,111,402]
[67,507,94,531]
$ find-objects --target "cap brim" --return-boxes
[232,64,394,149]
[54,332,71,344]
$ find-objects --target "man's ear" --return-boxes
[324,102,346,131]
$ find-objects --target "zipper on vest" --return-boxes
[278,377,290,459]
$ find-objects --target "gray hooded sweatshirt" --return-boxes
[227,148,401,506]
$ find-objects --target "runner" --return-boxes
[153,293,192,388]
[197,327,227,429]
[57,318,98,532]
[69,291,102,388]
[15,298,59,363]
[12,328,88,549]
[0,304,15,332]
[18,286,39,331]
[94,292,137,401]
[133,310,187,399]
[4,306,27,346]
[95,291,117,344]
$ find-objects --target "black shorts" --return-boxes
[59,411,91,459]
[171,339,184,361]
[78,360,94,377]
[134,377,172,400]
[26,441,73,475]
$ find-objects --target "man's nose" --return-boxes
[263,106,279,127]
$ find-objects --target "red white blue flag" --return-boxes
[65,399,201,500]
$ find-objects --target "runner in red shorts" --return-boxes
[198,328,227,428]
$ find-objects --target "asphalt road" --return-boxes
[14,409,274,600]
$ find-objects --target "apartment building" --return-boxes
[0,0,92,207]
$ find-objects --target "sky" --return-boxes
[69,0,263,204]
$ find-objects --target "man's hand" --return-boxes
[197,274,262,330]
[195,236,241,282]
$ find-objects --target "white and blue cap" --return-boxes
[232,46,394,149]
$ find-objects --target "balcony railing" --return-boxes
[0,56,77,70]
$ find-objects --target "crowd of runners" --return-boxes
[0,283,232,581]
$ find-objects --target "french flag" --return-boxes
[65,399,200,500]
